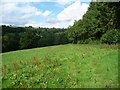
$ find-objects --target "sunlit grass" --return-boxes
[2,44,119,88]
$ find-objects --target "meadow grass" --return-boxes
[2,44,119,88]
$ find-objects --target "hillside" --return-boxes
[2,44,118,88]
[2,25,68,52]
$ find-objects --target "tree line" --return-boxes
[67,2,120,44]
[2,25,69,52]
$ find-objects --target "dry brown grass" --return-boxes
[12,61,19,70]
[43,56,51,64]
[33,57,39,66]
[99,44,119,50]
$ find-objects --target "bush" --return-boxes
[89,40,101,44]
[77,38,101,44]
[100,29,119,44]
[77,40,84,44]
[77,38,92,44]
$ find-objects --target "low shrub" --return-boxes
[77,38,92,44]
[77,38,101,44]
[89,40,101,44]
[100,29,119,44]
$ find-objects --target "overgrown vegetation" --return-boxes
[2,44,118,88]
[101,29,119,44]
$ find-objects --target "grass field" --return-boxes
[2,44,119,88]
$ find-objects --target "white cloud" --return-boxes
[21,5,39,14]
[1,2,51,26]
[35,11,42,16]
[21,14,34,19]
[42,1,89,28]
[1,3,42,15]
[57,1,89,21]
[24,20,68,28]
[57,1,89,27]
[46,18,61,24]
[42,10,51,17]
[2,16,28,25]
[1,2,51,17]
[1,0,90,28]
[45,1,89,28]
[2,3,19,14]
[24,23,41,27]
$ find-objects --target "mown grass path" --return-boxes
[2,44,118,88]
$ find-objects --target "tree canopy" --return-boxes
[2,25,69,52]
[67,2,120,44]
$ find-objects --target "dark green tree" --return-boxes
[2,33,20,52]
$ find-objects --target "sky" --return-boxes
[1,0,91,28]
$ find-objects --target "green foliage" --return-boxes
[2,33,20,52]
[67,2,120,44]
[2,44,118,88]
[2,25,69,52]
[77,39,101,44]
[100,29,119,44]
[54,32,68,45]
[77,39,90,44]
[88,40,101,45]
[19,32,39,49]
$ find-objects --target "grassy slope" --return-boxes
[2,44,118,88]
